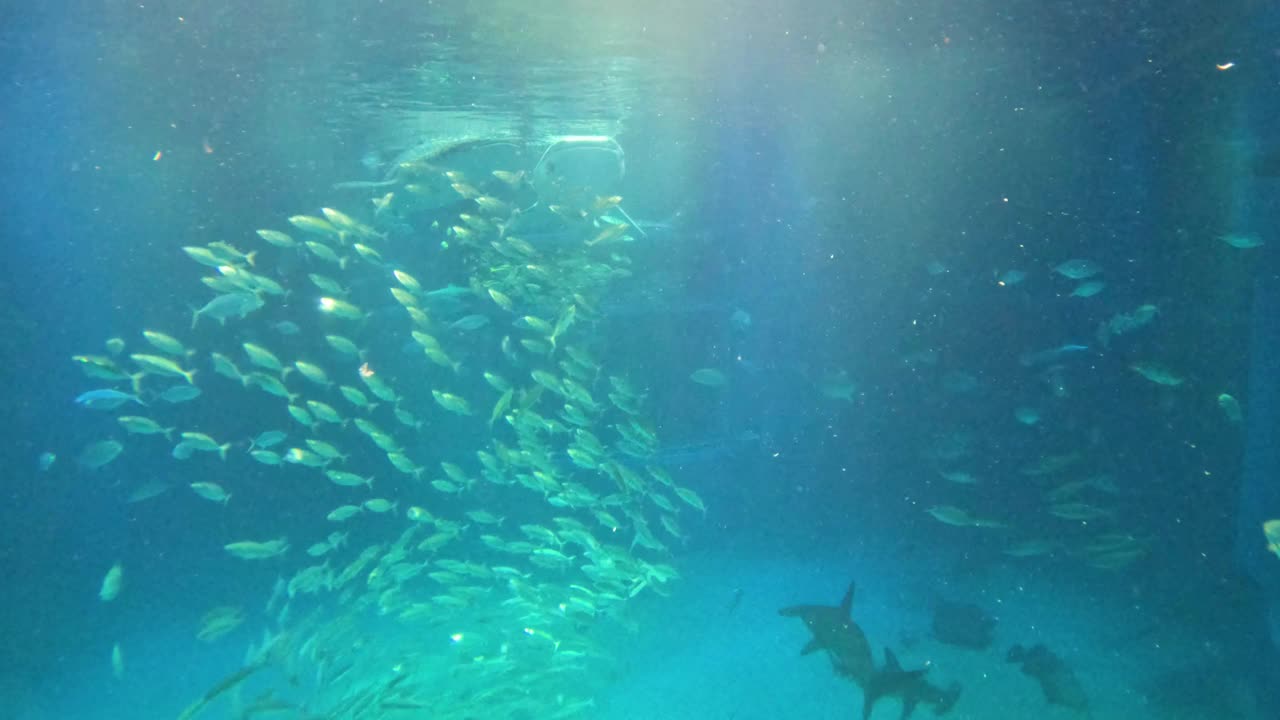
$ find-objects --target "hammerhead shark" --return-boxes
[779,580,962,720]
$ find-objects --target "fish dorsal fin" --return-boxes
[840,581,856,617]
[884,648,902,672]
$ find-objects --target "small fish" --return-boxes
[242,343,285,374]
[363,498,397,513]
[424,284,473,300]
[1219,233,1264,249]
[126,480,171,504]
[99,563,124,601]
[1052,259,1101,280]
[318,297,365,320]
[79,440,124,470]
[1002,539,1060,558]
[224,538,289,560]
[285,447,329,467]
[158,385,202,403]
[111,642,124,680]
[72,354,131,382]
[1014,406,1041,426]
[939,470,979,485]
[273,321,301,335]
[1048,502,1114,521]
[130,354,197,385]
[1018,344,1089,367]
[250,450,281,465]
[449,314,490,331]
[392,269,421,292]
[142,330,187,356]
[926,505,1006,528]
[1070,280,1105,298]
[690,368,728,387]
[117,415,174,440]
[1264,519,1280,558]
[818,370,855,401]
[38,452,57,471]
[326,470,371,488]
[514,315,555,335]
[288,214,339,237]
[997,269,1026,286]
[190,292,264,328]
[1130,362,1184,386]
[674,486,706,514]
[190,481,232,504]
[492,169,525,186]
[327,505,363,522]
[293,361,332,388]
[1218,393,1243,423]
[325,335,362,357]
[182,246,224,268]
[255,229,296,248]
[304,241,347,267]
[75,389,145,410]
[432,390,473,415]
[250,430,287,450]
[487,288,514,311]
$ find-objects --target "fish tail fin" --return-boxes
[130,372,146,395]
[183,368,198,385]
[189,305,201,330]
[163,427,175,442]
[245,250,258,267]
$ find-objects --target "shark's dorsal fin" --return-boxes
[840,581,856,617]
[884,648,902,672]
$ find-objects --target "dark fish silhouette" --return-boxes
[780,580,961,719]
[1007,643,1090,713]
[931,601,996,649]
[726,587,744,615]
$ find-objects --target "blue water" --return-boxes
[3,2,1278,719]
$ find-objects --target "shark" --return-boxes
[779,580,962,720]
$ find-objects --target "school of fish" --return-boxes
[71,141,704,719]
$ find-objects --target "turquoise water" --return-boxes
[3,2,1278,719]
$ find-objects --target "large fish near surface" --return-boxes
[779,580,962,719]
